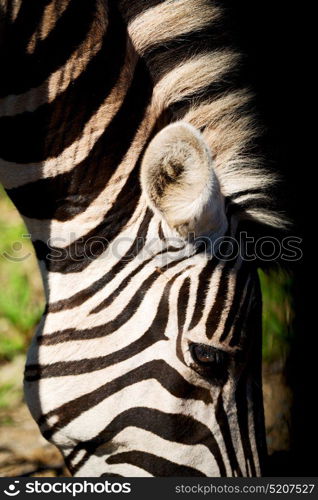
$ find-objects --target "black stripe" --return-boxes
[176,277,191,364]
[100,473,123,477]
[27,269,191,384]
[229,271,263,474]
[248,273,266,474]
[118,0,166,23]
[89,244,182,314]
[0,1,51,72]
[145,27,231,81]
[215,393,243,477]
[188,224,235,331]
[0,0,101,97]
[178,277,190,332]
[188,259,219,331]
[7,59,152,220]
[35,258,188,345]
[250,374,267,470]
[37,359,212,438]
[26,320,165,382]
[32,169,141,273]
[225,198,272,220]
[235,372,257,476]
[0,3,125,163]
[47,209,153,312]
[219,262,250,343]
[158,222,164,241]
[251,359,267,476]
[229,276,255,347]
[168,77,249,120]
[233,199,273,212]
[70,407,226,476]
[227,188,267,201]
[89,256,157,314]
[106,450,206,476]
[205,257,238,339]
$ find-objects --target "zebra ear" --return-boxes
[140,122,226,237]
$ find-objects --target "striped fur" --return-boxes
[0,0,284,476]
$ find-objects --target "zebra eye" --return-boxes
[189,343,229,384]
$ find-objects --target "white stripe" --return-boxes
[0,4,104,117]
[76,427,221,477]
[75,455,152,477]
[0,41,137,188]
[30,341,211,412]
[128,0,221,54]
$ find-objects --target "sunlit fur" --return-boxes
[0,0,286,476]
[140,122,227,237]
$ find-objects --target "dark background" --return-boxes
[0,0,312,478]
[226,1,312,475]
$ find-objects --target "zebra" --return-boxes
[0,0,286,476]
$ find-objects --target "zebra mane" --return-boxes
[0,0,283,477]
[121,0,288,232]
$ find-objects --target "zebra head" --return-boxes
[23,121,267,477]
[0,0,281,478]
[125,121,266,477]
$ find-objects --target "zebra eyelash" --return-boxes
[188,342,230,385]
[189,343,227,364]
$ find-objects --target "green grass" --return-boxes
[259,268,294,362]
[0,186,45,361]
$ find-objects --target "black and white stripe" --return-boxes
[0,0,284,476]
